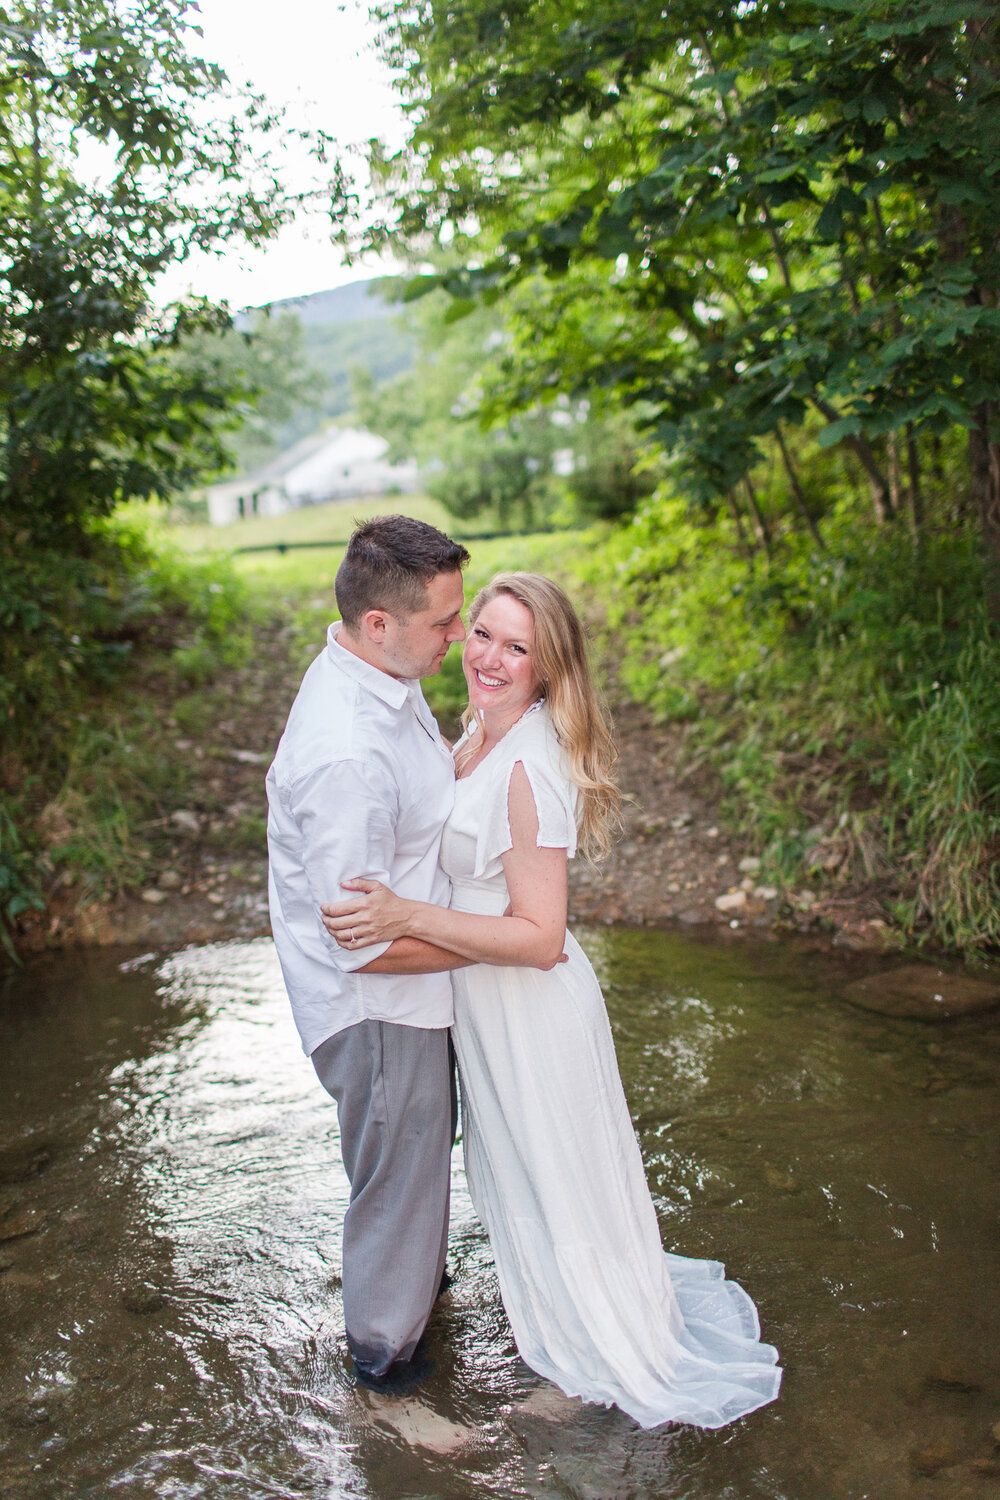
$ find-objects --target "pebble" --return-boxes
[141,888,167,904]
[714,890,747,913]
[0,1145,51,1183]
[926,1365,983,1393]
[738,856,761,874]
[5,1401,52,1429]
[157,869,183,891]
[170,809,201,835]
[754,885,779,901]
[832,918,897,953]
[121,1286,165,1315]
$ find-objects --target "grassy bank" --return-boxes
[3,492,997,960]
[0,498,580,957]
[577,498,1000,955]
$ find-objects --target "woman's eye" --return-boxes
[474,627,489,639]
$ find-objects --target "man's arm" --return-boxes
[359,937,472,974]
[291,759,468,976]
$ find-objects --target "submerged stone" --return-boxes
[842,965,1000,1021]
[911,1441,962,1477]
[0,1207,47,1243]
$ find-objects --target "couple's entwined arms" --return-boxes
[323,762,569,971]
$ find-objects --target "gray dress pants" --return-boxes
[311,1019,455,1378]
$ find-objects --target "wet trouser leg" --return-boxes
[311,1019,453,1380]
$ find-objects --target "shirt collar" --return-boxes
[326,621,415,711]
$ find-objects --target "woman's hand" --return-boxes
[321,879,413,949]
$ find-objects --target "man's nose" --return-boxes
[449,618,467,642]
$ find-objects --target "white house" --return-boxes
[205,426,419,526]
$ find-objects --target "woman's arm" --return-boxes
[321,762,568,968]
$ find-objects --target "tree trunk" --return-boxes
[742,473,772,560]
[811,397,893,522]
[905,424,923,544]
[969,402,1000,624]
[775,427,824,547]
[725,487,755,563]
[887,433,904,515]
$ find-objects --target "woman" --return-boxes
[322,573,781,1429]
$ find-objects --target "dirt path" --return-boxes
[17,634,901,960]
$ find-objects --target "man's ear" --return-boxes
[361,608,391,642]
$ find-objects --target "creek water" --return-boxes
[1,929,998,1500]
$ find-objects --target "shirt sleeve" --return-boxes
[288,758,397,971]
[472,752,579,879]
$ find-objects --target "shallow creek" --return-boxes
[1,929,998,1500]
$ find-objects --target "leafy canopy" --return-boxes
[0,0,345,544]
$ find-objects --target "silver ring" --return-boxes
[349,928,355,945]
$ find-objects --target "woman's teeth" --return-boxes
[475,669,506,687]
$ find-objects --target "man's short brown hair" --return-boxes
[335,514,470,628]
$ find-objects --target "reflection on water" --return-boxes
[1,930,998,1499]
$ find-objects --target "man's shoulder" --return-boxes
[271,659,409,791]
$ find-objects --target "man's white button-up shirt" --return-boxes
[266,622,456,1056]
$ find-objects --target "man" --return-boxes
[266,514,471,1394]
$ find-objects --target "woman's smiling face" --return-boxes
[463,592,542,725]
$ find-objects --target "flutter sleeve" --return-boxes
[471,713,580,879]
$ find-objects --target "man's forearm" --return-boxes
[359,936,473,974]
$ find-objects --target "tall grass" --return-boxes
[576,496,1000,955]
[0,511,257,948]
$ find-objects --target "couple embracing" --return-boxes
[266,514,781,1429]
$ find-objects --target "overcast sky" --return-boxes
[156,0,406,310]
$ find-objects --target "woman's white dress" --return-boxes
[442,705,782,1429]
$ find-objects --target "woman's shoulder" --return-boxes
[506,702,563,763]
[502,705,577,807]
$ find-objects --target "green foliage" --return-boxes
[354,291,658,527]
[0,0,342,549]
[0,514,256,946]
[363,0,1000,608]
[578,496,1000,952]
[167,310,326,481]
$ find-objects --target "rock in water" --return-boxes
[842,965,1000,1021]
[911,1442,962,1477]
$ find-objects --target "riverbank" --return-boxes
[12,616,912,963]
[6,502,998,971]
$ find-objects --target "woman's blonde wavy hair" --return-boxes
[456,572,621,858]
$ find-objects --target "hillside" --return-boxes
[256,276,415,431]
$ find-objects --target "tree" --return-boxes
[169,309,326,479]
[0,0,343,547]
[354,288,657,526]
[363,0,1000,608]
